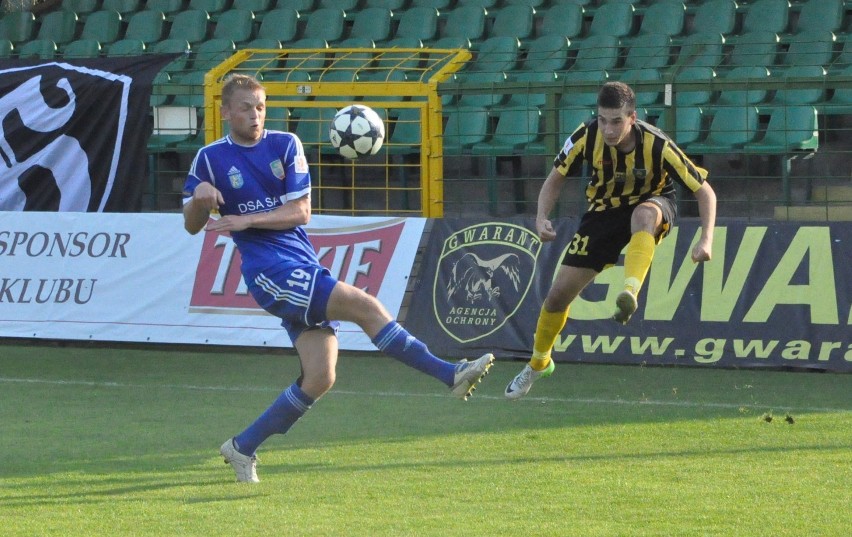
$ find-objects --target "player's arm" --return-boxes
[206,194,311,233]
[691,181,716,263]
[184,182,224,235]
[536,167,568,242]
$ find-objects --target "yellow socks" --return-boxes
[530,306,570,371]
[623,231,656,295]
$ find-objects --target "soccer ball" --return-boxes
[329,104,385,159]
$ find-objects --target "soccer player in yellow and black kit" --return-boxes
[505,81,717,400]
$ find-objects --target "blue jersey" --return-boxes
[183,130,318,280]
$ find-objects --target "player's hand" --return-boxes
[205,214,250,233]
[536,217,557,242]
[691,238,712,263]
[192,182,224,214]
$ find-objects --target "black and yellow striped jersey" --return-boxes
[554,118,708,212]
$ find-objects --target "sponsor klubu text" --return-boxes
[0,231,130,258]
[0,278,95,304]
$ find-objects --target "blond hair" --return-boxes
[221,74,265,106]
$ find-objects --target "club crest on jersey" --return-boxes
[633,168,647,180]
[227,166,244,188]
[270,159,285,179]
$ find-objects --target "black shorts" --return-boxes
[561,196,677,272]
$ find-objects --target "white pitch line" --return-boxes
[0,376,849,414]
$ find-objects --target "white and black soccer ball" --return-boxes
[328,104,385,159]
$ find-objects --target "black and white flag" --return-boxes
[0,55,176,212]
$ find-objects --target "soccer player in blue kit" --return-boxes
[183,74,494,482]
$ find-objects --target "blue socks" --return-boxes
[233,383,314,456]
[372,321,455,386]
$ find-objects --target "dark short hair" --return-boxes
[597,81,636,111]
[221,74,265,106]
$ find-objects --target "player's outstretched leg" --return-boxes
[613,289,638,325]
[504,360,555,400]
[220,438,259,483]
[451,353,495,400]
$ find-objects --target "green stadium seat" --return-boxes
[282,38,330,71]
[717,66,771,106]
[519,34,571,72]
[558,69,608,107]
[106,38,146,56]
[256,8,300,44]
[655,106,703,148]
[302,8,347,42]
[150,39,191,75]
[233,0,273,17]
[772,65,827,106]
[622,33,672,70]
[329,37,375,70]
[536,3,585,40]
[505,69,557,108]
[378,37,424,74]
[144,0,185,19]
[79,10,123,44]
[318,0,359,11]
[410,0,452,9]
[488,5,535,40]
[675,32,725,69]
[632,0,685,40]
[440,6,487,44]
[0,39,13,58]
[189,0,230,19]
[292,107,340,155]
[102,0,142,16]
[349,7,393,43]
[450,70,507,108]
[619,68,662,107]
[393,7,438,42]
[793,0,844,35]
[365,0,407,10]
[468,36,521,73]
[150,70,171,107]
[442,106,489,155]
[780,31,836,69]
[569,34,620,72]
[557,107,592,142]
[123,10,166,44]
[212,9,256,44]
[61,0,101,20]
[743,105,819,153]
[191,38,236,73]
[0,11,36,45]
[588,2,635,39]
[741,0,790,35]
[62,38,102,58]
[823,65,852,115]
[456,0,499,9]
[167,10,211,44]
[18,39,58,59]
[727,31,780,70]
[35,10,79,46]
[386,107,423,156]
[688,106,759,153]
[688,0,736,38]
[288,0,316,13]
[673,66,716,106]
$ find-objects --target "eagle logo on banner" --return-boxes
[0,57,176,212]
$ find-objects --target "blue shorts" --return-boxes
[248,264,340,344]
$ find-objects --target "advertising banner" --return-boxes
[405,217,852,372]
[0,212,425,350]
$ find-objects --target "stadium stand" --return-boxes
[0,10,36,45]
[78,9,123,44]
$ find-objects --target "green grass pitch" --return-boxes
[0,342,849,536]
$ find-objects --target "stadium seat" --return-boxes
[442,106,489,155]
[143,0,184,19]
[622,33,672,70]
[0,10,35,44]
[557,107,593,142]
[329,37,375,71]
[365,0,407,10]
[740,0,790,35]
[150,39,192,75]
[211,9,255,44]
[688,0,736,38]
[619,68,662,107]
[632,0,685,40]
[488,5,536,40]
[34,10,79,46]
[302,8,347,42]
[61,0,100,20]
[349,8,393,43]
[504,70,557,109]
[688,106,759,153]
[18,39,58,59]
[393,7,438,42]
[167,10,211,44]
[455,0,499,9]
[771,65,827,106]
[123,10,166,44]
[318,0,359,11]
[519,35,571,72]
[0,39,13,58]
[106,38,146,56]
[189,0,230,20]
[743,105,819,153]
[292,107,340,155]
[101,0,142,16]
[727,31,780,70]
[504,0,546,8]
[385,108,423,156]
[440,6,487,44]
[410,0,452,9]
[190,38,237,74]
[587,2,635,39]
[558,69,608,108]
[673,66,716,106]
[536,3,585,40]
[233,0,273,17]
[793,0,844,35]
[568,34,620,73]
[288,0,316,13]
[655,106,703,148]
[450,70,507,108]
[255,8,300,44]
[79,10,123,44]
[780,31,836,69]
[823,64,852,115]
[675,32,725,69]
[717,66,771,106]
[62,38,102,58]
[379,37,424,74]
[467,36,521,73]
